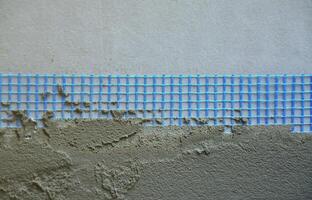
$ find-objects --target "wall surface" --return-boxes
[0,117,311,199]
[0,1,312,199]
[0,0,312,74]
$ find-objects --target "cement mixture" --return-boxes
[0,113,311,200]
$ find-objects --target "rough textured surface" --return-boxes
[1,0,312,74]
[0,117,311,200]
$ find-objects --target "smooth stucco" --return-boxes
[0,0,311,74]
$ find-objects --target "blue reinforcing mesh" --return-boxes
[0,74,311,133]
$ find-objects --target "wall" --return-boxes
[0,1,312,199]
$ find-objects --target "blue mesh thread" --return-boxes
[143,76,147,119]
[205,77,209,119]
[301,75,305,132]
[265,76,269,125]
[239,76,243,120]
[161,75,165,121]
[188,76,192,121]
[213,76,218,126]
[291,76,296,131]
[61,75,66,119]
[170,76,174,125]
[44,75,48,113]
[274,76,278,125]
[70,75,75,118]
[126,75,130,118]
[89,75,93,118]
[134,76,138,112]
[222,77,226,126]
[282,75,286,125]
[8,75,12,127]
[248,76,252,125]
[107,75,111,112]
[27,76,31,118]
[310,75,312,132]
[256,76,260,124]
[197,75,200,121]
[80,75,85,117]
[0,74,311,133]
[35,74,39,121]
[229,76,233,127]
[0,74,2,127]
[116,76,120,110]
[52,75,56,116]
[179,75,182,126]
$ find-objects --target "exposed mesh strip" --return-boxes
[0,74,311,132]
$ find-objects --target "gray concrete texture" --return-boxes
[0,0,312,74]
[0,115,312,199]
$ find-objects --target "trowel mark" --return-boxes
[94,160,141,200]
[49,119,142,152]
[0,129,74,200]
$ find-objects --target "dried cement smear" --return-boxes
[0,116,311,199]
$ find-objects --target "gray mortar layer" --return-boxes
[0,116,311,199]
